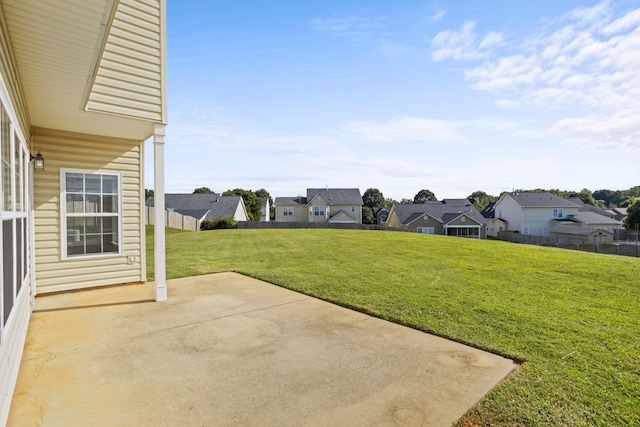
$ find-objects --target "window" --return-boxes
[553,208,563,219]
[283,207,293,216]
[417,227,435,234]
[1,105,10,211]
[543,227,549,237]
[523,227,529,235]
[62,170,121,258]
[351,206,355,212]
[314,206,325,216]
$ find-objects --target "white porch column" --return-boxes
[153,124,167,301]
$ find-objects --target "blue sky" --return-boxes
[148,0,640,201]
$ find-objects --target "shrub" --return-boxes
[200,216,238,230]
[200,219,215,231]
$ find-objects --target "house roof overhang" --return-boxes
[1,0,166,141]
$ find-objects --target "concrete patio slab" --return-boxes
[9,272,515,426]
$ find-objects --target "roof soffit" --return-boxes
[2,0,161,140]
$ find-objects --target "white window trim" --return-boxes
[60,168,123,260]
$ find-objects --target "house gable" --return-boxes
[328,210,358,224]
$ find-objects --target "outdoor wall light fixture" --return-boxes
[30,150,45,171]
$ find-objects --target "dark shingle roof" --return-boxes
[307,188,363,206]
[508,192,579,208]
[392,199,486,226]
[569,212,621,226]
[481,202,496,218]
[274,196,307,205]
[565,197,614,218]
[147,193,244,221]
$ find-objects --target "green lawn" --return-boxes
[147,226,639,426]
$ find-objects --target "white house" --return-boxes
[0,1,168,424]
[493,192,581,237]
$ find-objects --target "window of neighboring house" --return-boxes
[314,206,325,216]
[461,216,466,222]
[417,227,435,234]
[351,206,355,212]
[523,227,529,235]
[283,207,293,216]
[543,227,549,237]
[62,170,122,258]
[553,208,563,219]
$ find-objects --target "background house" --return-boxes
[146,193,249,223]
[493,192,581,237]
[275,188,363,224]
[386,199,487,238]
[0,0,168,424]
[372,207,390,224]
[493,192,622,238]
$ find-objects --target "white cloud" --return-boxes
[552,111,640,149]
[310,16,382,38]
[494,99,520,109]
[602,8,640,35]
[444,1,640,149]
[431,21,502,61]
[430,10,445,22]
[345,116,463,143]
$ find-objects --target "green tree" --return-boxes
[362,206,375,224]
[362,188,386,208]
[223,188,261,221]
[467,191,498,211]
[385,197,399,207]
[624,198,640,230]
[413,189,437,203]
[145,189,154,200]
[193,187,215,194]
[400,198,413,204]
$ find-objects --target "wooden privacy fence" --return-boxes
[145,207,200,231]
[497,231,640,258]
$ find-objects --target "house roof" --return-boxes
[307,188,363,206]
[550,226,613,236]
[610,207,628,215]
[481,202,496,218]
[569,212,622,226]
[274,196,307,205]
[392,199,486,226]
[506,192,580,208]
[565,197,614,218]
[147,193,245,222]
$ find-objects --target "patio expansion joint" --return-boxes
[22,296,311,363]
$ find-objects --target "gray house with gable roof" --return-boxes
[146,193,249,223]
[386,199,487,238]
[274,188,363,224]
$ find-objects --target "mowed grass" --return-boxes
[147,226,639,426]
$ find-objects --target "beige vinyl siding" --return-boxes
[86,0,165,123]
[0,4,29,140]
[33,128,144,293]
[409,215,443,234]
